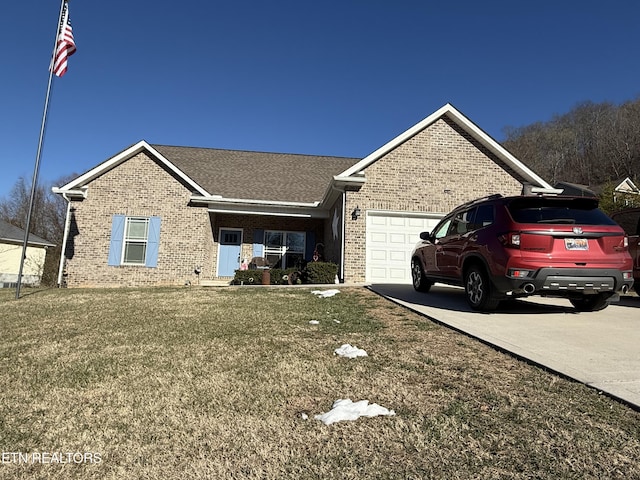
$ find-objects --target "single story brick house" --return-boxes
[53,104,553,287]
[0,219,55,287]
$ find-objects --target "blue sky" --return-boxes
[1,1,639,198]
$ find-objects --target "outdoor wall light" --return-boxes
[351,206,362,220]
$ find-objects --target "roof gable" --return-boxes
[57,141,210,196]
[614,176,640,194]
[336,103,553,189]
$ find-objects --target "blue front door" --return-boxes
[219,229,242,276]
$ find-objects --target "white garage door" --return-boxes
[366,211,443,284]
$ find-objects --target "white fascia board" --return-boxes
[144,144,211,195]
[332,175,366,188]
[57,140,149,190]
[192,196,327,218]
[316,175,365,210]
[54,140,211,196]
[191,195,319,208]
[51,186,87,198]
[207,208,318,218]
[336,103,553,190]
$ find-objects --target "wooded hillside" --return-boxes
[502,98,640,188]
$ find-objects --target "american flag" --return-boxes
[52,2,76,77]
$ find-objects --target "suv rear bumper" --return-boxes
[497,267,633,296]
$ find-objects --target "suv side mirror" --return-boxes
[420,231,435,242]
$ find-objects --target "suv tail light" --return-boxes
[500,232,521,248]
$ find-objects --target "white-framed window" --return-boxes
[108,215,161,267]
[123,217,149,265]
[264,230,305,269]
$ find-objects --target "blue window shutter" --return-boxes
[108,215,125,266]
[305,231,315,260]
[145,216,161,267]
[253,229,264,258]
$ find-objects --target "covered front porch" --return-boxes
[206,211,342,282]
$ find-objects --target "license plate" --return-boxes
[565,238,588,250]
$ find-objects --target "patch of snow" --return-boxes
[315,399,395,425]
[311,289,340,298]
[301,413,309,420]
[334,343,368,358]
[309,320,320,325]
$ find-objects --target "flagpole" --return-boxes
[15,0,68,299]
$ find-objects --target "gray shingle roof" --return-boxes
[0,219,55,246]
[152,145,360,203]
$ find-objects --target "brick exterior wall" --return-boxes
[63,153,215,287]
[343,117,523,283]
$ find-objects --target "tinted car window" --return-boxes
[472,204,494,230]
[450,208,476,235]
[507,197,617,225]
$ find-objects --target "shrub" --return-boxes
[231,262,338,285]
[269,268,301,285]
[231,270,264,285]
[305,262,338,284]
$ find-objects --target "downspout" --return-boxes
[340,191,346,283]
[56,194,72,286]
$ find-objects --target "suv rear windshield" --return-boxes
[507,197,617,225]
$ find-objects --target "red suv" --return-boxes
[411,194,633,311]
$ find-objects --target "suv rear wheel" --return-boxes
[465,265,500,311]
[411,258,432,292]
[569,294,611,312]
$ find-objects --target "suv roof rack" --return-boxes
[459,193,503,209]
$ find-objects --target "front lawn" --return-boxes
[0,287,638,479]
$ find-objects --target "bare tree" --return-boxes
[0,174,76,286]
[504,97,640,188]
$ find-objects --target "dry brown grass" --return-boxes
[0,286,639,479]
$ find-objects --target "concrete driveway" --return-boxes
[369,283,640,410]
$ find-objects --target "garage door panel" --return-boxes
[370,216,387,226]
[366,212,442,284]
[370,232,387,244]
[369,249,387,261]
[389,268,407,280]
[389,233,406,244]
[389,251,406,262]
[368,267,389,281]
[409,217,428,228]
